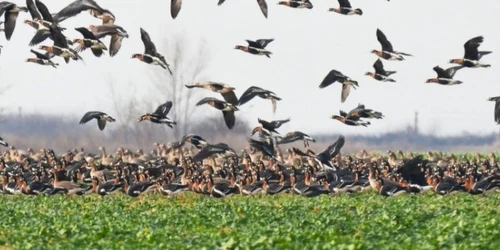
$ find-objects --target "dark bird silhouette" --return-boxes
[365,59,396,82]
[25,49,58,68]
[319,69,358,103]
[0,1,28,40]
[196,97,239,129]
[138,101,176,128]
[193,143,237,163]
[132,27,172,74]
[277,131,316,148]
[371,28,412,61]
[73,27,107,57]
[487,96,500,124]
[449,36,492,68]
[0,136,8,147]
[54,0,115,24]
[238,86,281,113]
[79,111,116,131]
[185,82,238,105]
[292,135,345,170]
[425,66,463,85]
[328,0,363,16]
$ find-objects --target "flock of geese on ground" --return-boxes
[1,1,500,198]
[1,139,500,198]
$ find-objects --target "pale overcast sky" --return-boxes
[0,0,498,137]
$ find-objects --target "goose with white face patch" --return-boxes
[371,28,413,61]
[329,0,362,16]
[425,65,464,85]
[365,59,396,82]
[449,36,492,68]
[277,0,313,9]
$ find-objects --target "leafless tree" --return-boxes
[149,34,213,139]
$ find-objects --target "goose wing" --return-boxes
[319,70,344,88]
[376,28,393,52]
[171,0,182,19]
[140,27,157,55]
[74,27,97,39]
[463,36,483,61]
[153,101,173,116]
[79,111,104,124]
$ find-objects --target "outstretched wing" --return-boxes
[55,0,105,22]
[171,0,182,19]
[30,49,50,60]
[341,84,351,103]
[222,111,236,129]
[445,66,463,78]
[463,36,483,61]
[27,0,42,20]
[75,27,97,40]
[319,70,344,88]
[256,38,274,49]
[238,86,264,106]
[376,28,393,52]
[319,135,345,159]
[196,97,220,106]
[257,0,268,18]
[270,118,290,128]
[79,111,104,124]
[35,0,54,23]
[433,66,448,79]
[154,101,173,116]
[140,27,157,55]
[373,59,386,75]
[338,0,352,8]
[221,91,239,106]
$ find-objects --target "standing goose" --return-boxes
[365,59,396,82]
[196,97,239,129]
[277,0,313,9]
[238,86,282,114]
[0,136,8,147]
[0,2,28,40]
[487,96,500,124]
[449,36,492,68]
[218,0,268,18]
[54,0,115,24]
[425,66,464,85]
[79,111,116,131]
[138,101,176,128]
[73,27,107,57]
[132,28,172,74]
[25,48,58,68]
[372,28,412,61]
[319,69,358,103]
[329,0,362,16]
[88,24,129,57]
[185,82,238,105]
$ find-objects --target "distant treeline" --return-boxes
[0,114,498,153]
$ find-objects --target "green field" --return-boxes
[0,193,499,250]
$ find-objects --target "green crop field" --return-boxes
[0,193,499,250]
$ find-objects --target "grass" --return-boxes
[0,193,499,250]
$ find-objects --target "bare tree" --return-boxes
[148,34,213,139]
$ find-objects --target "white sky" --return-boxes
[0,0,499,137]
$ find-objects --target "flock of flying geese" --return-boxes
[1,1,500,198]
